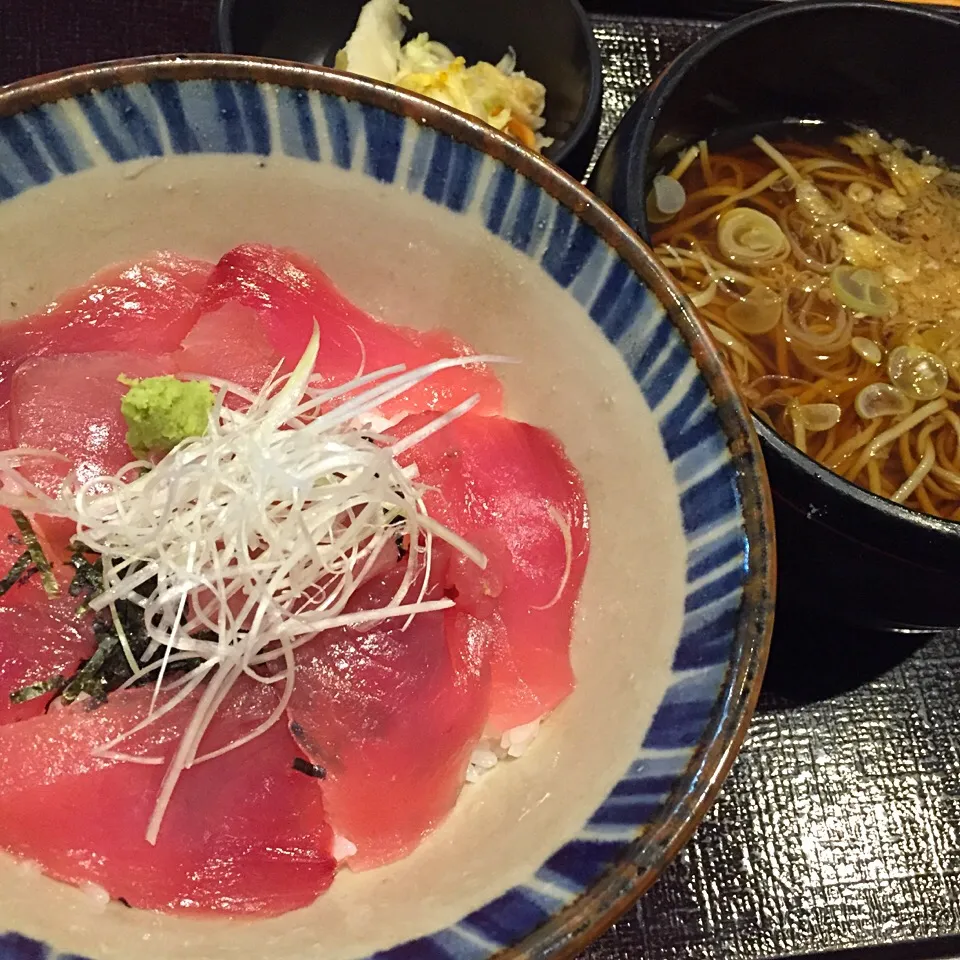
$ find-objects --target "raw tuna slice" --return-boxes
[175,301,281,393]
[0,253,213,408]
[397,412,589,731]
[0,679,336,914]
[288,553,489,870]
[195,243,502,416]
[10,351,174,496]
[0,601,94,723]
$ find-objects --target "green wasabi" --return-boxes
[120,375,215,459]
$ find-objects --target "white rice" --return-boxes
[465,716,543,783]
[14,857,39,878]
[81,881,112,912]
[331,833,358,861]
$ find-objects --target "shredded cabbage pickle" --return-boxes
[337,0,551,152]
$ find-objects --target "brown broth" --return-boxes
[654,134,960,519]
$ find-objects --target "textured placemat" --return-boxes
[3,3,960,960]
[584,624,960,960]
[586,14,720,179]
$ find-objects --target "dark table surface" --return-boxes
[4,2,960,959]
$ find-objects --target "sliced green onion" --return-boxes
[646,175,687,224]
[855,382,913,419]
[717,207,788,265]
[851,336,883,365]
[887,344,949,401]
[830,265,895,317]
[727,285,782,335]
[794,403,842,432]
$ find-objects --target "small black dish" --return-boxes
[216,0,603,180]
[590,0,960,630]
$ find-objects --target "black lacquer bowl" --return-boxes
[590,0,960,630]
[216,0,603,180]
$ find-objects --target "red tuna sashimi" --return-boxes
[175,301,280,393]
[10,351,174,555]
[0,253,212,409]
[195,243,502,416]
[11,351,174,496]
[0,680,336,914]
[397,413,589,731]
[288,554,489,870]
[0,602,95,723]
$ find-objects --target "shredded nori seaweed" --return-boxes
[0,550,36,598]
[10,510,58,597]
[62,557,205,704]
[9,674,66,704]
[292,757,326,779]
[69,546,104,598]
[10,545,203,707]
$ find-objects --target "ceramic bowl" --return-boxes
[215,0,604,179]
[590,0,960,631]
[0,54,772,960]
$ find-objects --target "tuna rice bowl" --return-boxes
[0,55,773,960]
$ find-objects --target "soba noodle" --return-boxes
[652,129,960,520]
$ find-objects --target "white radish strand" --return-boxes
[0,324,509,844]
[530,506,574,612]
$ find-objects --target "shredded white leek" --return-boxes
[0,325,511,844]
[530,506,573,612]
